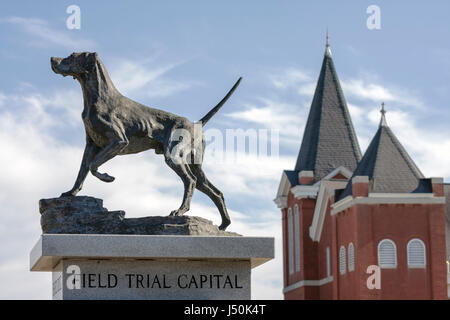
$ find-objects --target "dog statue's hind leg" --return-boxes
[190,163,231,230]
[164,140,197,217]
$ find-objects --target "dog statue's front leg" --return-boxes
[61,137,100,197]
[89,139,129,183]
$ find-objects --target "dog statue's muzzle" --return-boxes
[51,57,66,75]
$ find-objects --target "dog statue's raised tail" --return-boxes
[51,52,241,231]
[199,77,242,126]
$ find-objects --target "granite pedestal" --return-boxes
[30,234,274,300]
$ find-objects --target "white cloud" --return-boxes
[0,92,5,108]
[268,67,317,98]
[342,79,395,102]
[2,16,96,50]
[270,68,312,89]
[264,67,426,113]
[203,152,296,198]
[0,259,51,299]
[0,89,83,130]
[341,78,424,109]
[297,82,316,97]
[224,98,307,149]
[109,58,198,98]
[226,99,301,129]
[347,103,365,122]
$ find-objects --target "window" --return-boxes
[407,239,426,268]
[287,208,294,275]
[326,247,331,277]
[294,204,300,272]
[339,246,346,275]
[378,239,397,268]
[348,242,355,272]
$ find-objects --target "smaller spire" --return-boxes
[380,102,387,127]
[325,28,332,57]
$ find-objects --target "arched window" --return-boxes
[294,204,300,272]
[407,239,426,268]
[339,245,346,275]
[287,208,294,275]
[348,242,355,272]
[378,239,397,268]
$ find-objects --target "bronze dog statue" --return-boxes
[51,52,241,230]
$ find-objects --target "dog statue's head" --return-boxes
[51,52,98,78]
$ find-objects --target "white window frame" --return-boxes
[348,242,355,272]
[378,239,397,269]
[326,246,331,277]
[294,204,301,272]
[287,208,294,275]
[407,238,426,268]
[339,245,346,275]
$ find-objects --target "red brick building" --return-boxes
[274,39,449,299]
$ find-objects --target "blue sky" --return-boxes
[0,1,449,299]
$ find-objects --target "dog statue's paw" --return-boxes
[100,174,115,183]
[169,210,183,216]
[218,219,231,231]
[93,171,115,183]
[60,191,76,197]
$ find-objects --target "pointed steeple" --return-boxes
[294,36,362,181]
[338,107,425,198]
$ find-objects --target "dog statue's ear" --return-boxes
[85,52,98,72]
[90,52,99,62]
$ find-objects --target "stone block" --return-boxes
[30,234,275,300]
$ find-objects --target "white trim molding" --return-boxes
[368,193,435,198]
[309,183,329,241]
[287,208,294,275]
[309,181,348,241]
[274,196,287,209]
[331,194,445,216]
[274,166,354,207]
[352,175,369,184]
[431,177,444,184]
[321,166,353,181]
[291,185,320,199]
[298,170,314,179]
[283,276,334,294]
[274,172,292,209]
[294,205,301,273]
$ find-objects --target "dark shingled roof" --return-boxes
[294,46,362,181]
[338,116,427,199]
[283,170,299,187]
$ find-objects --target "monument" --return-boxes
[30,52,274,300]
